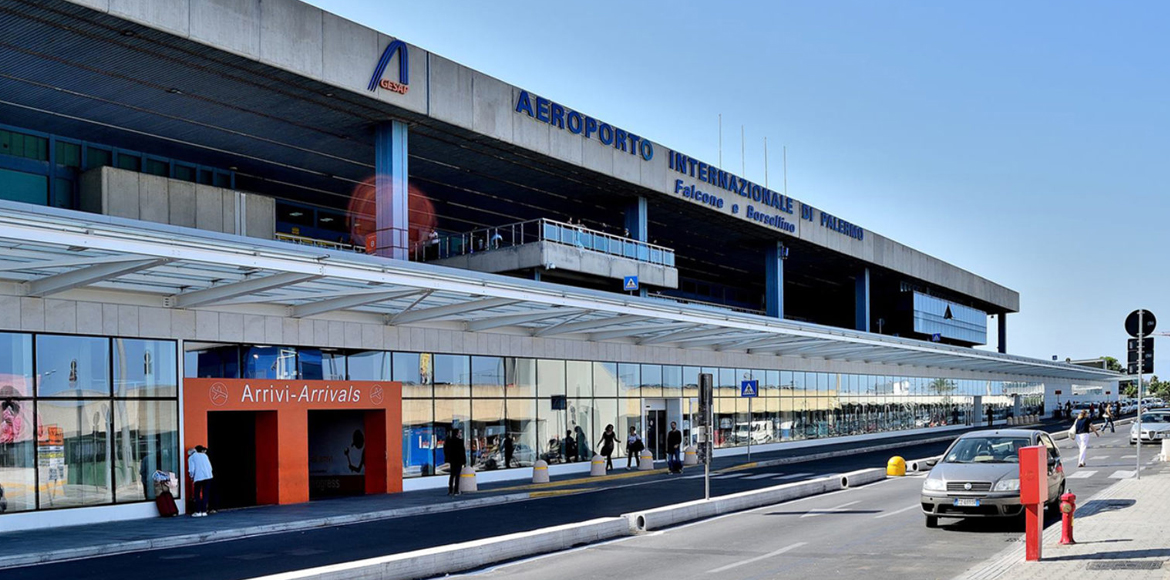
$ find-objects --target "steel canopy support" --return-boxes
[535,315,652,337]
[375,120,410,260]
[588,322,694,342]
[465,308,585,331]
[637,326,721,345]
[170,272,320,308]
[24,258,167,297]
[291,289,425,318]
[391,297,520,325]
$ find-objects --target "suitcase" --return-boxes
[155,490,178,517]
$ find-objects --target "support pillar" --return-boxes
[998,313,1007,354]
[855,268,870,332]
[765,242,785,318]
[375,120,410,260]
[624,196,648,241]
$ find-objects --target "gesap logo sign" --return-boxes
[368,39,409,94]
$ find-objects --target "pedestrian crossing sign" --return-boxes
[740,380,758,397]
[623,276,639,291]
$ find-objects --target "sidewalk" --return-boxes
[956,460,1170,580]
[0,416,1067,570]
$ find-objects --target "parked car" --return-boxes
[921,429,1065,528]
[1130,411,1170,445]
[474,443,537,470]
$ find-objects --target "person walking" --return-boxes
[574,426,588,463]
[598,424,618,471]
[625,426,642,470]
[1072,410,1099,468]
[187,445,213,517]
[1102,403,1116,433]
[666,421,683,473]
[502,434,514,469]
[444,429,466,495]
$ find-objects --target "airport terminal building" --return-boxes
[0,0,1116,530]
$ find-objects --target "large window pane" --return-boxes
[568,398,593,462]
[38,399,112,508]
[242,346,297,380]
[347,351,390,381]
[617,363,640,396]
[566,361,592,399]
[471,357,505,398]
[401,399,433,477]
[662,366,682,397]
[593,362,617,397]
[640,365,663,397]
[536,397,565,463]
[682,366,699,398]
[319,350,346,381]
[0,168,48,205]
[434,398,470,474]
[592,398,617,459]
[434,355,470,398]
[0,332,33,396]
[505,398,537,468]
[537,360,565,397]
[394,353,432,398]
[470,399,505,470]
[113,339,177,398]
[113,400,179,502]
[0,396,35,512]
[506,358,536,398]
[37,335,110,397]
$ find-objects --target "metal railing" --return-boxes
[274,232,362,253]
[413,218,676,267]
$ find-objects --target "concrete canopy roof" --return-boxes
[0,201,1115,383]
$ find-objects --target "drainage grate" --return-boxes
[1085,561,1163,571]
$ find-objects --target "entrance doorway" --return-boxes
[644,403,666,460]
[207,411,261,509]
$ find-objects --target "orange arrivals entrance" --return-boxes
[184,379,402,506]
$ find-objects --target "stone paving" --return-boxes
[955,461,1170,580]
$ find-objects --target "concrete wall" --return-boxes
[431,241,679,289]
[79,166,275,239]
[64,0,1019,313]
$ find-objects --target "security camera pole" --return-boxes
[699,373,714,500]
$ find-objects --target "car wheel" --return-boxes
[925,515,939,528]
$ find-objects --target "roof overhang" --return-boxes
[0,201,1116,383]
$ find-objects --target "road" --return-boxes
[2,425,1135,580]
[445,428,1148,580]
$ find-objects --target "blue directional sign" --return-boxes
[623,276,639,291]
[740,380,758,397]
[931,333,942,342]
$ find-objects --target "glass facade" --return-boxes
[184,343,1043,480]
[0,332,179,514]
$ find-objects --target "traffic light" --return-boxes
[1127,337,1153,374]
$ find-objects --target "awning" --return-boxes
[0,201,1118,383]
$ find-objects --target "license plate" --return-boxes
[953,498,981,507]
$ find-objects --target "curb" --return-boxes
[0,492,531,570]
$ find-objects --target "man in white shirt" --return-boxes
[187,445,214,517]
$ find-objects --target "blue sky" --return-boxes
[310,1,1169,373]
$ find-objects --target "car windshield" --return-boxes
[944,437,1031,464]
[1140,414,1169,423]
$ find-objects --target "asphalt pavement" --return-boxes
[442,428,1149,580]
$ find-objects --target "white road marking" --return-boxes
[774,472,813,480]
[874,504,920,519]
[1109,470,1135,478]
[1092,456,1110,460]
[1122,455,1137,459]
[800,500,860,518]
[711,473,747,479]
[706,542,808,574]
[743,473,783,480]
[1065,470,1096,479]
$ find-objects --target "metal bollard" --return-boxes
[1060,492,1077,545]
[458,466,477,493]
[1163,439,1170,462]
[683,445,698,466]
[886,456,906,477]
[590,454,606,476]
[532,459,549,483]
[638,450,654,470]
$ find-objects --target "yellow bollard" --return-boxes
[887,456,907,477]
[532,459,549,483]
[590,454,606,476]
[458,466,478,492]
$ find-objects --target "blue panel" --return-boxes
[624,196,648,242]
[765,242,784,318]
[912,292,988,345]
[855,268,870,332]
[375,121,409,260]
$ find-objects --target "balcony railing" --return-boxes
[413,218,676,267]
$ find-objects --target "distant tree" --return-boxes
[1101,356,1123,373]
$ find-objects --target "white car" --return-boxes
[1130,411,1170,444]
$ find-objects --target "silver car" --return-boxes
[921,429,1065,528]
[1130,411,1170,444]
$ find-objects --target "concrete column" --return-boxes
[765,242,785,318]
[855,268,870,332]
[624,196,648,241]
[375,120,410,260]
[998,313,1007,354]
